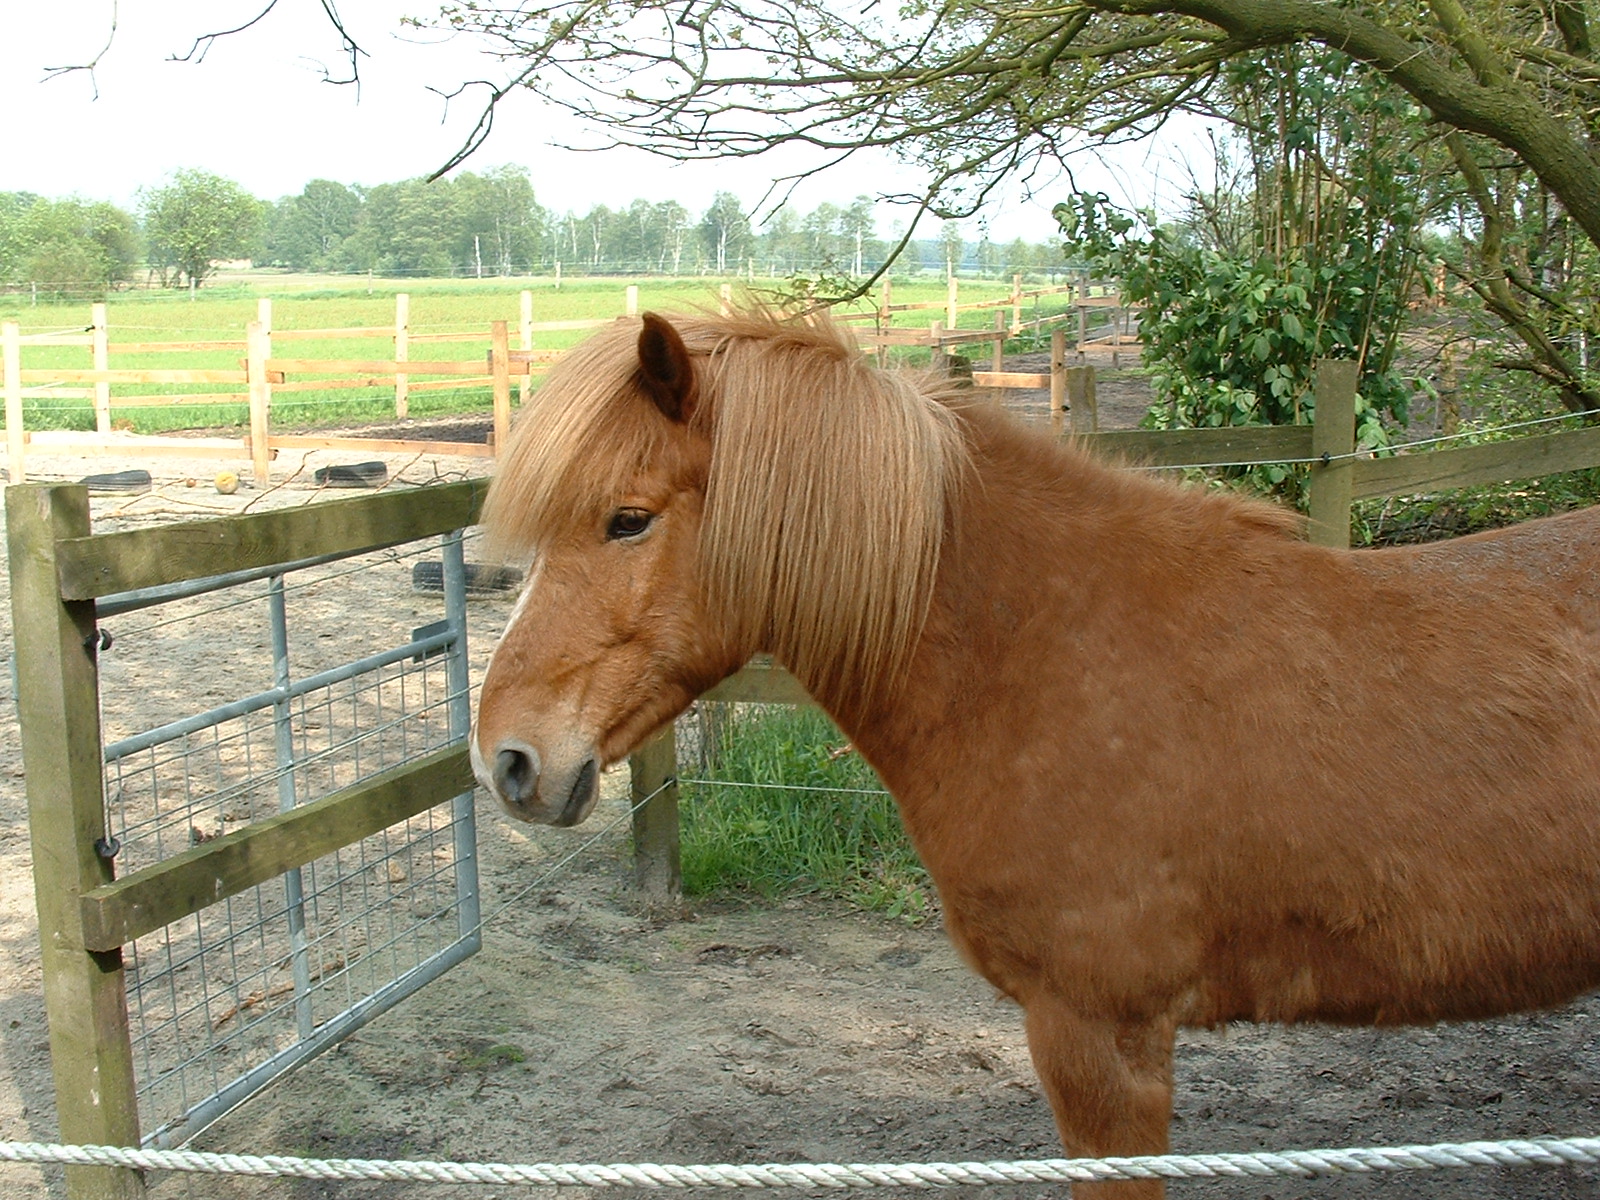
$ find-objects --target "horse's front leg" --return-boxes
[1023,1001,1177,1200]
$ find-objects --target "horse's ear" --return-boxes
[636,312,697,424]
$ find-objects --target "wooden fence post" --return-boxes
[877,278,892,367]
[518,290,534,406]
[946,276,959,329]
[625,285,639,317]
[991,311,1005,376]
[1308,358,1359,548]
[1067,365,1099,434]
[629,726,682,901]
[1049,326,1067,434]
[4,320,22,484]
[1010,273,1023,333]
[6,484,146,1200]
[1077,273,1089,350]
[246,320,271,485]
[92,303,110,434]
[490,320,511,454]
[394,293,410,420]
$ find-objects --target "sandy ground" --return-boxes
[0,405,1598,1200]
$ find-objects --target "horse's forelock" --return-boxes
[689,311,967,710]
[482,320,672,556]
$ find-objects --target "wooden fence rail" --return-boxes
[7,307,1599,549]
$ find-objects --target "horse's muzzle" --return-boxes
[477,737,600,826]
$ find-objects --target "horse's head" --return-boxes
[471,313,742,825]
[473,305,964,825]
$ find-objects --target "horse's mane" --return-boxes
[485,307,969,707]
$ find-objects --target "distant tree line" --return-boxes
[1,164,1067,297]
[260,166,1065,280]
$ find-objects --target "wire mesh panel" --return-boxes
[92,531,481,1148]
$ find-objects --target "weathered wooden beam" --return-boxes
[265,358,486,376]
[1308,359,1359,548]
[267,434,495,458]
[54,478,488,600]
[1080,424,1313,467]
[7,484,145,1199]
[1351,424,1600,500]
[702,661,814,706]
[972,371,1050,389]
[629,729,681,902]
[18,368,248,384]
[79,747,474,952]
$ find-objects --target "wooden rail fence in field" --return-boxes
[1,289,651,485]
[3,278,1119,486]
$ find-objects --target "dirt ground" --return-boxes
[1,382,1598,1200]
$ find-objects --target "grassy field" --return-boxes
[2,272,1066,435]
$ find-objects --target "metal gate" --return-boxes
[8,479,487,1198]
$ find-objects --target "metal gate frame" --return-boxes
[7,479,488,1200]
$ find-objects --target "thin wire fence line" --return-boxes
[678,777,891,798]
[3,1135,1599,1188]
[1122,407,1599,475]
[470,778,674,937]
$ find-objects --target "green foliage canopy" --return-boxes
[140,169,265,288]
[0,193,140,294]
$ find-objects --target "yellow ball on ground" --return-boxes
[215,471,240,495]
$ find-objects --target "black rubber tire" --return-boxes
[80,469,153,494]
[313,460,388,488]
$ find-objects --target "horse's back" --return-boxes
[1398,503,1600,637]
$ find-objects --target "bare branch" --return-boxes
[170,0,367,89]
[40,0,120,100]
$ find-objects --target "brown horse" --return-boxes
[470,307,1600,1197]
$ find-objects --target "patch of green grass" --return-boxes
[458,1043,527,1072]
[680,705,933,922]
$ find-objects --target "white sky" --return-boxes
[3,1,1199,243]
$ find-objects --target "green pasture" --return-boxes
[680,704,931,921]
[1,273,1068,434]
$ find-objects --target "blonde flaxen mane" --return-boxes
[484,307,969,707]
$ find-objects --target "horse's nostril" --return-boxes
[494,746,538,803]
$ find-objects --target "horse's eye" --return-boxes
[606,508,655,541]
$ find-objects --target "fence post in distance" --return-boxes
[246,320,271,485]
[490,320,512,455]
[92,303,110,434]
[4,321,22,484]
[393,293,410,420]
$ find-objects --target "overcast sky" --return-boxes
[4,2,1196,242]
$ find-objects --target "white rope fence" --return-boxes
[4,1136,1599,1188]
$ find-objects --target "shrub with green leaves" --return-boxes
[1055,46,1433,500]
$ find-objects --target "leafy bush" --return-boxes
[1055,46,1434,500]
